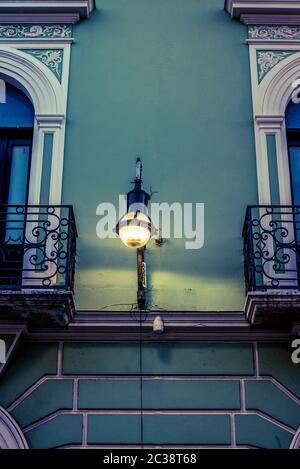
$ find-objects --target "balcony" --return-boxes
[0,205,77,327]
[243,205,300,326]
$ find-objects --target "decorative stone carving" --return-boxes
[0,24,72,39]
[22,49,63,82]
[249,25,300,41]
[257,50,296,83]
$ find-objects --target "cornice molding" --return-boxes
[0,13,80,24]
[0,311,291,343]
[241,14,300,25]
[226,1,300,22]
[255,115,285,129]
[0,1,95,23]
[35,114,65,129]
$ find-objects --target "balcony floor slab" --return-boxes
[0,290,75,327]
[245,291,300,327]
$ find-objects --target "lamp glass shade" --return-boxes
[118,211,151,248]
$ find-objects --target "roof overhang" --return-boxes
[0,1,95,24]
[225,1,300,24]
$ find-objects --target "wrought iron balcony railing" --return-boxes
[243,205,300,292]
[0,205,77,290]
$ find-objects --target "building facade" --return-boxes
[0,0,300,449]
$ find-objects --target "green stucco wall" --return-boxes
[0,341,299,448]
[62,0,257,311]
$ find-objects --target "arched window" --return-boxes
[0,406,28,449]
[286,100,300,206]
[0,81,34,206]
[0,81,34,285]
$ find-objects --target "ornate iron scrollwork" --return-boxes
[0,205,76,290]
[243,206,300,291]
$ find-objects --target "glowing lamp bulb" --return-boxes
[118,211,152,248]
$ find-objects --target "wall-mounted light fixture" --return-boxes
[116,158,152,249]
[116,158,153,309]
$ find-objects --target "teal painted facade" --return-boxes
[1,0,300,451]
[1,342,300,448]
[62,0,257,311]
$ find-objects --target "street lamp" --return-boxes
[116,158,153,308]
[116,158,152,249]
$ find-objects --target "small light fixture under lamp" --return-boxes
[116,158,153,249]
[153,315,164,333]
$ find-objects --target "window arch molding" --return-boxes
[249,50,300,206]
[0,406,28,449]
[0,46,67,205]
[259,52,300,117]
[290,425,300,449]
[0,47,62,115]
